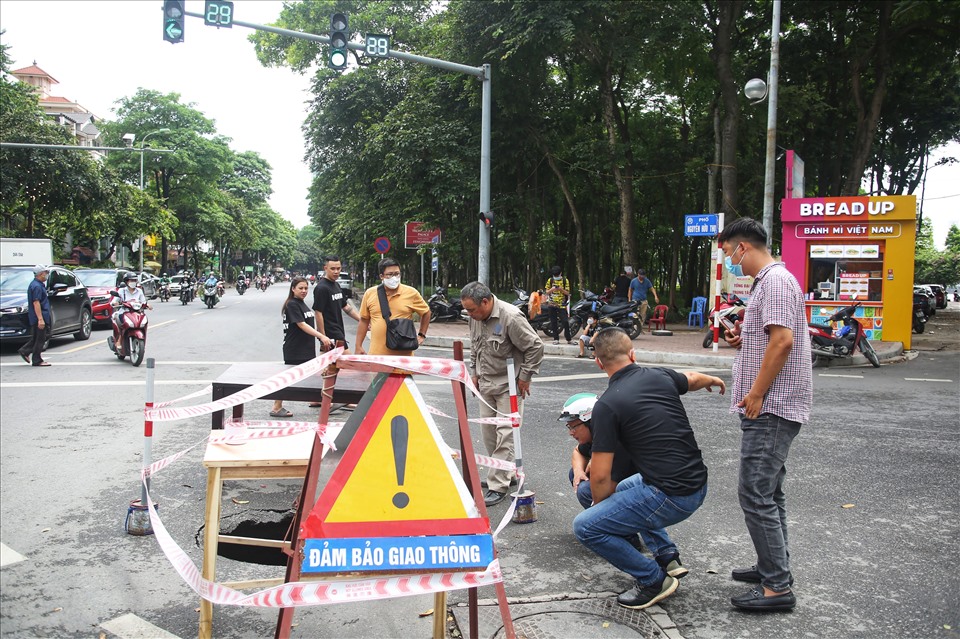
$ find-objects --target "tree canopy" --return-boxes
[250,0,959,303]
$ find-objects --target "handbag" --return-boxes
[377,285,420,351]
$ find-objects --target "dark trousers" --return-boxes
[18,323,48,364]
[548,305,570,342]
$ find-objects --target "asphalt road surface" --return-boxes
[1,285,957,638]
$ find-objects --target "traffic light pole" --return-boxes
[182,11,493,284]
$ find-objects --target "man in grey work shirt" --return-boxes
[461,281,544,506]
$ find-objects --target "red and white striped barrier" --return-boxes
[142,483,502,608]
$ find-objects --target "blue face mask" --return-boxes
[724,245,745,277]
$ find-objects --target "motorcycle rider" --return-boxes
[113,273,150,324]
[203,272,220,305]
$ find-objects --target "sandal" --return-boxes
[269,408,293,418]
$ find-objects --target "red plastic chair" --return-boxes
[647,305,669,331]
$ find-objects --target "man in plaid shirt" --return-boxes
[720,218,812,612]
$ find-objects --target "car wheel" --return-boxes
[73,309,92,341]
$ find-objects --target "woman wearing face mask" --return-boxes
[112,273,150,324]
[355,257,431,356]
[270,277,333,418]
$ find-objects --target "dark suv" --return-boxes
[0,266,93,345]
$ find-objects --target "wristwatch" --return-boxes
[418,332,427,338]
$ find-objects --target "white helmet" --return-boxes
[558,393,597,424]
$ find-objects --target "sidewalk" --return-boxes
[422,320,904,368]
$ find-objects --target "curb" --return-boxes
[424,335,906,369]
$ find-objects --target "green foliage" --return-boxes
[914,219,960,285]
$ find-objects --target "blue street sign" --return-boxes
[301,534,494,573]
[684,214,719,237]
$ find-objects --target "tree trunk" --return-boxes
[842,1,892,195]
[599,60,637,271]
[542,146,586,294]
[713,0,743,216]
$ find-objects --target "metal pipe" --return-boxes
[761,0,782,250]
[478,64,492,285]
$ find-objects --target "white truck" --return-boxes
[0,238,54,267]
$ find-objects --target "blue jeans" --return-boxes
[738,413,801,592]
[573,473,707,587]
[568,468,595,509]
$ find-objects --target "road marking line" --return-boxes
[53,320,177,355]
[100,613,181,639]
[0,542,26,567]
[818,373,864,379]
[903,377,954,383]
[1,380,210,388]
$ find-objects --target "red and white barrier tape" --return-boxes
[153,385,212,408]
[142,483,502,608]
[145,348,343,422]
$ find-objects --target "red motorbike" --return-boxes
[107,291,149,367]
[808,302,880,368]
[702,293,747,348]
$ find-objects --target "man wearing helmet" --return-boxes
[560,393,636,510]
[572,327,725,610]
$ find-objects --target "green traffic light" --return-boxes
[330,49,347,69]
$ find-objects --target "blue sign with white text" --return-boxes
[301,535,494,573]
[685,214,719,237]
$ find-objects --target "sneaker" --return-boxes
[483,490,506,506]
[552,340,560,345]
[657,553,689,579]
[616,576,678,610]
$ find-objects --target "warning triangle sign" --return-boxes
[302,373,489,539]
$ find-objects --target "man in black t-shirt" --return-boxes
[611,265,633,303]
[572,328,725,610]
[312,255,360,351]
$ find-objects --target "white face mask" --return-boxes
[127,281,137,289]
[383,275,401,289]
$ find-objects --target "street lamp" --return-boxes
[138,128,171,275]
[744,0,781,250]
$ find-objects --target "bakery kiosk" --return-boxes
[780,195,916,350]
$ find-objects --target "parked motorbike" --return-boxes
[158,283,170,303]
[912,298,927,334]
[512,286,560,338]
[567,290,606,336]
[236,278,247,295]
[701,293,747,348]
[107,291,148,367]
[427,285,466,322]
[203,282,220,309]
[808,302,880,368]
[596,299,643,339]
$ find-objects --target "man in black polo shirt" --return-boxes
[572,328,725,610]
[312,255,360,351]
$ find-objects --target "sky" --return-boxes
[0,0,315,228]
[0,1,957,245]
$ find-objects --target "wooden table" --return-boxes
[210,363,373,428]
[199,431,321,639]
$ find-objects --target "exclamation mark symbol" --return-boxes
[391,416,410,509]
